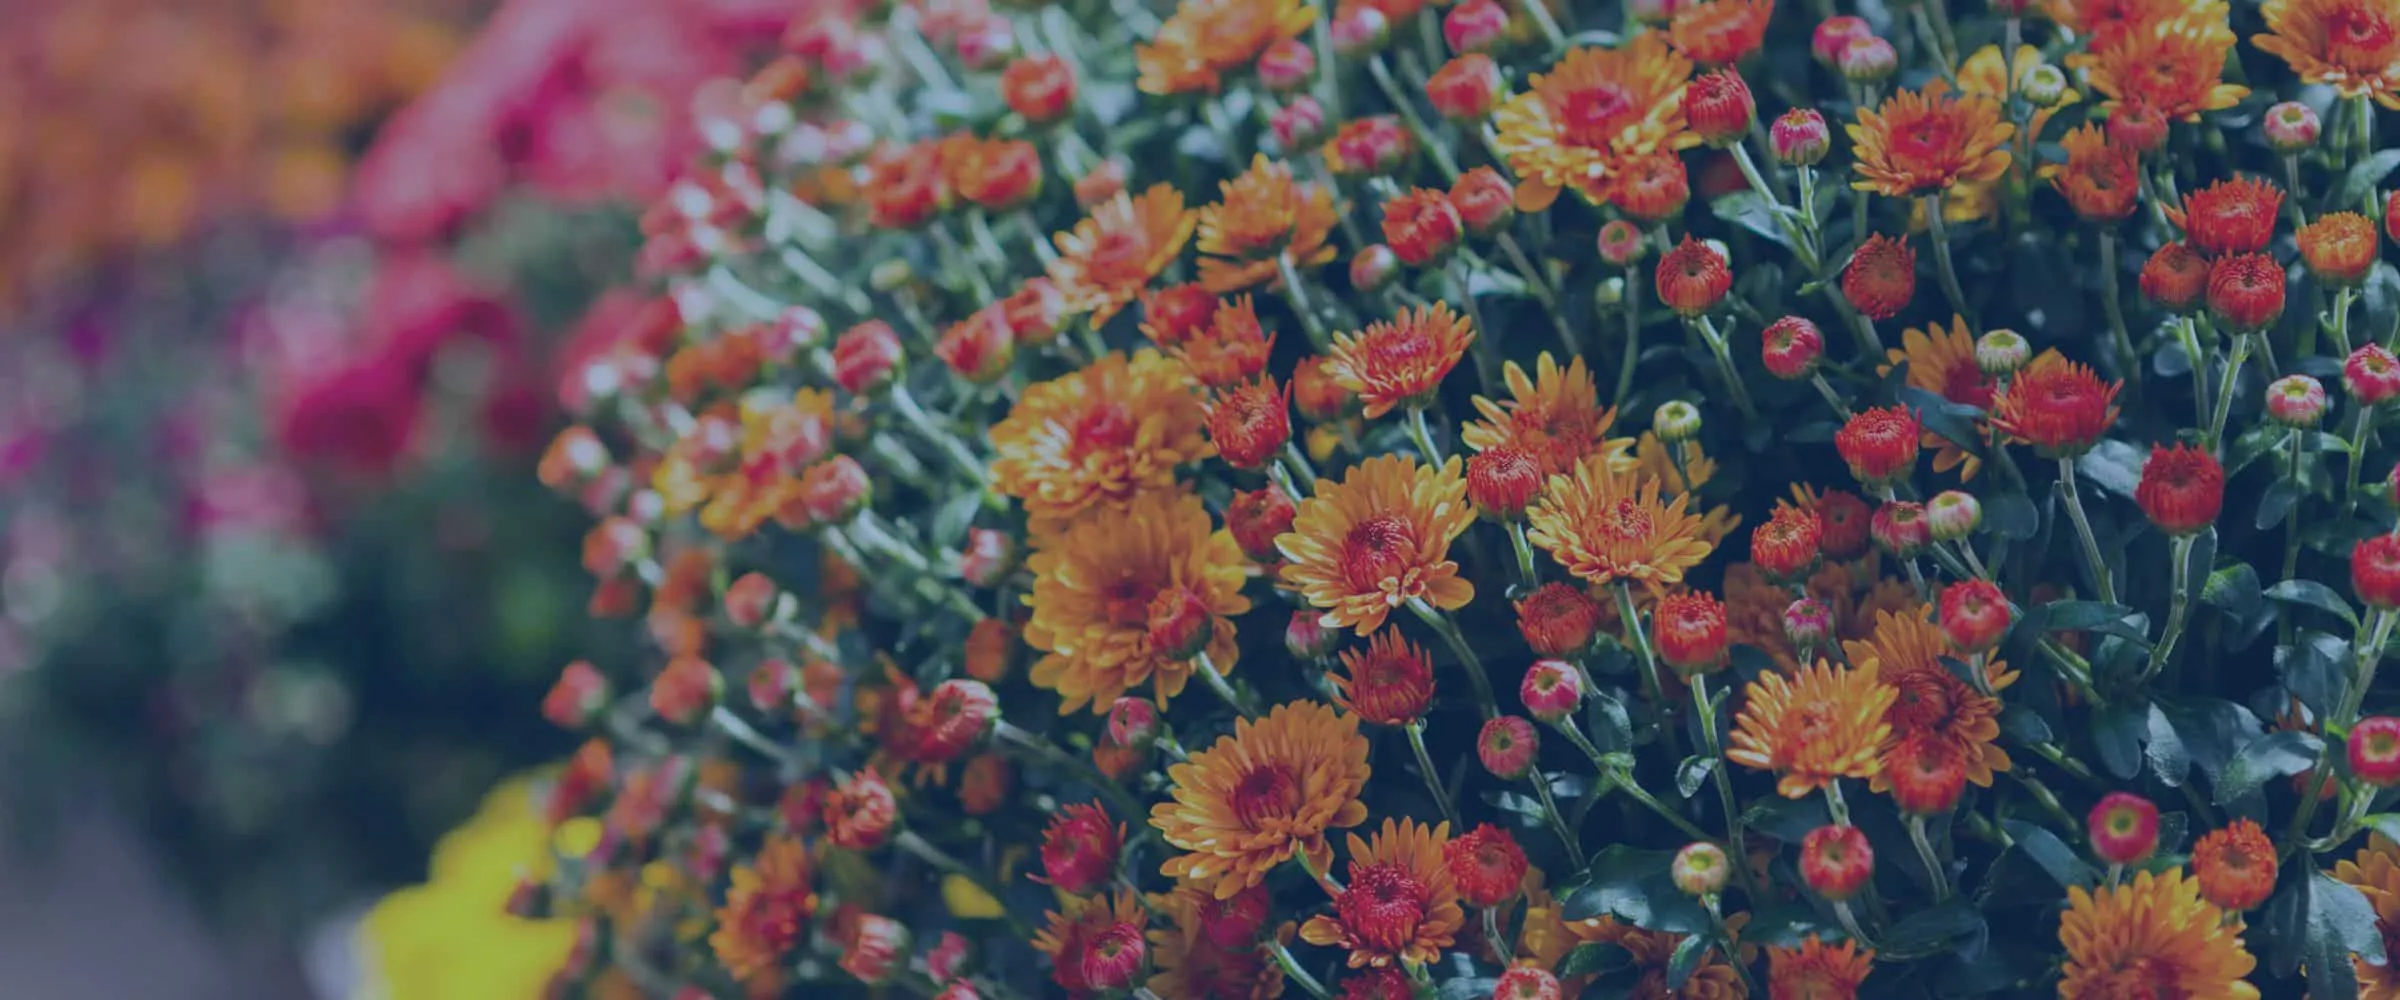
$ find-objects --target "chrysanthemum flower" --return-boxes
[1277,454,1476,634]
[2049,0,2227,47]
[1633,433,1743,545]
[1462,353,1635,477]
[1048,184,1199,328]
[1492,36,1702,212]
[2136,443,2226,535]
[2335,836,2400,995]
[2142,241,2214,312]
[710,835,816,984]
[2300,210,2380,284]
[1199,155,1340,292]
[1527,456,1717,594]
[2084,21,2249,120]
[864,139,951,229]
[1137,0,1318,95]
[1610,151,1694,223]
[1874,316,2032,480]
[1143,283,1223,347]
[1990,355,2122,456]
[1847,81,2014,197]
[1657,236,1733,316]
[1173,295,1277,390]
[1842,233,1917,320]
[1669,0,1775,64]
[1324,303,1478,419]
[1768,935,1875,999]
[2167,176,2283,256]
[1381,187,1464,266]
[2058,869,2259,999]
[2207,252,2289,332]
[1331,629,1436,725]
[1443,824,1529,908]
[945,136,1043,212]
[1206,375,1294,470]
[2191,819,2276,912]
[1300,818,1464,968]
[1834,405,1923,486]
[1144,884,1287,999]
[1843,607,2016,790]
[990,349,1211,534]
[1751,501,1824,581]
[1727,659,1898,797]
[2047,122,2140,222]
[1152,700,1372,897]
[1034,888,1150,993]
[1024,490,1252,713]
[2255,0,2400,106]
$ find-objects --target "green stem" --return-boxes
[1509,520,1542,593]
[1268,939,1332,1000]
[2345,403,2376,522]
[1691,671,1762,903]
[1409,598,1500,719]
[1451,258,1504,398]
[1526,762,1589,868]
[2097,232,2143,394]
[1907,814,1952,901]
[1922,195,1974,330]
[1616,582,1682,757]
[1366,55,1460,181]
[1195,651,1258,717]
[2140,534,2197,682]
[1615,263,1644,409]
[1406,720,1460,827]
[2178,317,2208,433]
[2205,332,2252,458]
[1693,315,1759,422]
[994,720,1148,824]
[2055,456,2118,606]
[891,383,992,487]
[1494,235,1582,357]
[1405,406,1445,463]
[1275,252,1335,352]
[1515,0,1567,53]
[1280,440,1320,494]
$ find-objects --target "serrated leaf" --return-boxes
[2267,579,2362,629]
[1711,191,1792,248]
[1999,820,2100,889]
[2165,698,2267,788]
[2214,729,2325,816]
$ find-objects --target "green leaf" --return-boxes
[2259,479,2305,530]
[2146,702,2191,788]
[2000,704,2054,744]
[1899,386,1985,453]
[2075,439,2148,499]
[2045,600,2137,631]
[2093,704,2145,780]
[2362,813,2400,845]
[2267,579,2362,629]
[2214,729,2325,816]
[1878,900,1987,960]
[1710,191,1792,249]
[1745,796,1832,842]
[1987,490,2040,540]
[2281,631,2354,720]
[1666,935,1710,991]
[1586,690,1635,752]
[1676,755,1716,799]
[2340,150,2400,209]
[2277,869,2388,999]
[1737,904,1821,948]
[2202,562,2265,618]
[2165,698,2267,789]
[2230,423,2285,477]
[1999,820,2100,889]
[1560,846,1711,933]
[1558,942,1635,978]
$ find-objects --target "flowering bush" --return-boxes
[525,0,2400,995]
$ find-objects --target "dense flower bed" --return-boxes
[526,0,2400,995]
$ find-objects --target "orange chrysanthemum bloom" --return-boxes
[1033,887,1150,993]
[1526,457,1717,595]
[1174,295,1278,390]
[1990,355,2124,456]
[990,349,1211,535]
[1024,490,1252,714]
[2166,176,2285,257]
[2255,0,2400,105]
[1048,184,1199,328]
[2336,836,2400,996]
[1300,818,1465,968]
[1669,0,1775,65]
[1492,35,1702,213]
[1843,607,2017,791]
[1462,353,1636,477]
[1199,155,1341,293]
[709,835,817,984]
[1277,454,1476,634]
[2050,0,2226,47]
[1151,700,1372,897]
[2047,122,2141,222]
[2059,869,2261,1000]
[1323,303,1478,419]
[1847,81,2015,197]
[2084,21,2250,120]
[1145,884,1289,998]
[1330,629,1437,725]
[2300,211,2382,285]
[1137,0,1318,95]
[1873,316,2061,481]
[1727,659,1898,798]
[2192,818,2277,912]
[1768,935,1875,999]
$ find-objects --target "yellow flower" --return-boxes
[1462,352,1636,477]
[1277,454,1477,634]
[1847,81,2015,198]
[1526,456,1716,595]
[1299,818,1465,968]
[990,349,1212,536]
[1024,489,1253,713]
[2084,14,2250,120]
[2059,869,2260,999]
[1153,701,1372,897]
[2254,0,2400,105]
[1198,155,1340,293]
[1633,432,1742,546]
[1726,659,1898,798]
[1492,35,1700,212]
[354,777,577,1000]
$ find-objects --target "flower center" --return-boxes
[2330,6,2400,68]
[1600,497,1653,543]
[1102,578,1161,628]
[1073,402,1138,455]
[1364,326,1437,373]
[1556,82,1637,146]
[1891,668,1965,733]
[1338,862,1432,953]
[2093,957,2189,999]
[1231,763,1305,829]
[1340,513,1422,593]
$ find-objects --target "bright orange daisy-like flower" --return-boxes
[1848,81,2014,197]
[1277,454,1476,634]
[1024,490,1252,714]
[2084,20,2249,120]
[1727,659,1898,798]
[1669,0,1775,65]
[1199,155,1340,293]
[2300,210,2382,284]
[1492,35,1701,213]
[2255,0,2400,106]
[2047,122,2141,222]
[1843,606,2017,791]
[1526,458,1717,594]
[2336,836,2400,996]
[1991,355,2123,456]
[990,349,1211,534]
[1173,295,1277,390]
[1324,302,1478,419]
[2058,869,2260,1000]
[1048,184,1199,329]
[2191,818,2277,912]
[1767,935,1875,999]
[2167,176,2284,256]
[1876,316,2061,480]
[1300,818,1465,968]
[2050,0,2226,47]
[1462,353,1636,477]
[1145,883,1288,998]
[1152,700,1372,897]
[1137,0,1319,95]
[709,834,817,984]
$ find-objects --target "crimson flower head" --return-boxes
[1871,500,1931,558]
[2298,211,2378,285]
[1145,586,1216,661]
[1516,582,1603,657]
[1887,733,1967,815]
[1771,109,1831,167]
[908,679,999,762]
[1684,69,1757,147]
[2134,444,2224,536]
[1613,152,1692,223]
[1801,824,1874,900]
[1843,233,1917,320]
[1037,803,1124,894]
[2355,534,2400,609]
[1332,630,1436,725]
[1751,502,1824,581]
[1656,237,1732,317]
[1834,405,1922,487]
[1381,187,1464,266]
[1811,487,1874,559]
[1444,0,1511,52]
[2139,242,2212,313]
[1426,54,1505,121]
[2206,252,2287,332]
[833,320,904,394]
[2350,716,2400,787]
[1205,375,1293,470]
[1467,446,1544,521]
[1448,168,1516,237]
[799,455,873,524]
[2170,176,2283,256]
[1443,823,1529,907]
[2087,792,2159,865]
[1991,358,2121,456]
[1328,116,1414,177]
[651,655,722,726]
[1225,485,1297,561]
[724,572,778,628]
[1325,302,1477,418]
[936,307,1016,384]
[1937,579,2012,653]
[1654,590,1731,675]
[1520,659,1585,722]
[1812,16,1874,64]
[1002,55,1076,124]
[2346,344,2400,405]
[1479,715,1539,779]
[1141,283,1221,347]
[1762,316,1826,379]
[1495,967,1562,1000]
[544,660,610,730]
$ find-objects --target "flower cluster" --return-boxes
[512,0,2400,995]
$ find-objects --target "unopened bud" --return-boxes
[1976,329,2031,376]
[1926,490,1982,542]
[1654,400,1702,443]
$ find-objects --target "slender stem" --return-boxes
[1405,720,1460,826]
[1268,939,1332,1000]
[1494,236,1581,357]
[1526,764,1589,868]
[2178,316,2209,432]
[1509,520,1541,593]
[1693,315,1759,421]
[1409,598,1500,719]
[1615,263,1644,409]
[2055,456,2118,605]
[2097,232,2143,393]
[1602,759,1717,842]
[1515,0,1567,53]
[2140,534,2197,684]
[1451,259,1504,398]
[711,707,799,768]
[895,830,1029,935]
[1922,196,1974,329]
[1275,252,1334,351]
[995,720,1147,820]
[1366,56,1461,181]
[2345,403,2377,521]
[1195,651,1258,717]
[1810,373,1856,420]
[891,383,992,487]
[1906,815,1952,901]
[1824,780,1853,827]
[1691,672,1762,903]
[2332,284,2359,357]
[1280,440,1321,494]
[1405,406,1445,463]
[1615,582,1685,759]
[1729,142,1785,212]
[2205,333,2252,457]
[1013,208,1060,267]
[1482,909,1513,965]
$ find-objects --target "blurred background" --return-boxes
[0,0,801,995]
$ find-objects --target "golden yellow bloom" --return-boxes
[1633,432,1742,546]
[1024,490,1253,713]
[1277,454,1477,634]
[2334,835,2400,998]
[356,776,578,1000]
[990,349,1212,535]
[1462,352,1636,477]
[1299,818,1464,968]
[2256,0,2400,105]
[1727,659,1898,798]
[2085,17,2250,120]
[1152,700,1372,898]
[1963,45,2078,137]
[1198,155,1341,293]
[1492,35,1700,212]
[1324,303,1479,420]
[1049,184,1199,328]
[709,835,817,984]
[1137,0,1319,95]
[1526,457,1716,595]
[2059,869,2261,999]
[2050,0,2226,43]
[1843,606,2017,791]
[1848,81,2015,198]
[1147,883,1290,999]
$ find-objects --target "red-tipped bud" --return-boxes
[1812,16,1874,65]
[1937,579,2012,653]
[1835,405,1922,487]
[1002,55,1076,125]
[2348,344,2400,405]
[1206,376,1294,469]
[1520,659,1585,722]
[748,657,801,714]
[799,455,873,524]
[2088,792,2160,865]
[2135,444,2225,536]
[1496,968,1563,1000]
[960,527,1015,587]
[725,572,780,628]
[1445,0,1512,52]
[1227,486,1297,561]
[650,655,723,726]
[1684,70,1756,147]
[1272,96,1329,151]
[1038,803,1124,894]
[1468,446,1545,520]
[2350,716,2400,786]
[1784,597,1835,649]
[1145,586,1215,661]
[1926,490,1982,542]
[1770,109,1831,167]
[833,321,904,394]
[1107,697,1163,749]
[1888,734,1968,815]
[1655,591,1731,676]
[1427,54,1505,121]
[1287,609,1340,659]
[1597,220,1646,266]
[1445,823,1530,908]
[2140,243,2212,314]
[1479,715,1540,779]
[544,661,611,730]
[1516,582,1603,657]
[2266,374,2329,428]
[1257,38,1316,93]
[2355,534,2400,609]
[1871,500,1932,559]
[1801,824,1874,900]
[1383,188,1465,267]
[1837,35,1897,82]
[1450,167,1516,237]
[1352,244,1403,291]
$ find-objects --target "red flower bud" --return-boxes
[827,768,899,850]
[1449,167,1516,237]
[724,572,779,628]
[1597,220,1646,266]
[2140,242,2212,313]
[1257,38,1316,93]
[1496,968,1562,1000]
[1479,715,1540,779]
[1761,316,1824,380]
[1887,733,1967,815]
[1835,405,1922,487]
[1286,609,1340,659]
[1382,188,1465,266]
[1656,237,1732,317]
[1671,842,1731,896]
[1002,278,1068,346]
[1842,233,1916,321]
[833,321,904,394]
[1520,658,1585,722]
[1427,54,1505,121]
[1654,591,1730,675]
[1784,597,1835,648]
[841,913,909,985]
[1331,630,1434,725]
[1937,579,2012,653]
[1468,446,1545,520]
[1037,802,1124,894]
[1272,96,1330,151]
[1328,116,1412,177]
[1515,582,1603,657]
[2088,791,2160,865]
[1351,244,1403,291]
[960,527,1015,587]
[1684,70,1756,147]
[1751,503,1824,581]
[748,657,801,714]
[1445,0,1511,52]
[1001,55,1076,125]
[1108,697,1163,748]
[937,308,1017,384]
[1812,16,1874,64]
[1771,109,1831,166]
[1141,283,1221,347]
[2266,374,2329,428]
[2135,444,2225,536]
[799,455,872,524]
[1226,486,1297,562]
[1444,823,1530,908]
[544,660,611,729]
[1206,376,1294,469]
[2351,716,2400,787]
[650,655,722,726]
[1801,824,1874,900]
[1144,586,1216,661]
[2348,344,2400,405]
[1871,500,1932,558]
[2356,534,2400,609]
[2207,252,2288,333]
